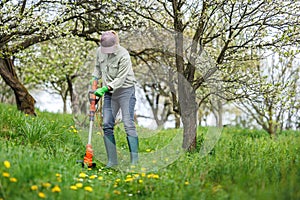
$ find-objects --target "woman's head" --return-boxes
[100,30,119,54]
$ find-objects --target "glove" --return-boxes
[94,86,109,97]
[90,77,97,85]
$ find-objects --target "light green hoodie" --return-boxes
[92,45,136,90]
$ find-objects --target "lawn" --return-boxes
[0,103,299,199]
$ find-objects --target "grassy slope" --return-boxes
[0,103,299,200]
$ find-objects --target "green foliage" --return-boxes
[0,103,300,199]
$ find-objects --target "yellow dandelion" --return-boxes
[89,175,97,179]
[133,174,139,178]
[51,185,61,193]
[147,173,159,179]
[138,179,143,184]
[38,192,46,199]
[75,183,83,188]
[126,175,132,178]
[9,177,17,182]
[141,167,147,172]
[4,161,11,169]
[31,185,38,191]
[98,176,103,180]
[146,149,151,152]
[88,168,92,171]
[42,182,51,188]
[153,174,159,179]
[55,173,61,177]
[70,185,77,190]
[2,172,10,178]
[125,177,134,182]
[84,186,93,192]
[113,190,121,195]
[184,181,189,185]
[79,172,87,178]
[141,173,146,177]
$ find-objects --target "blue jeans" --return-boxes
[103,86,137,137]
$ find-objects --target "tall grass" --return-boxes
[0,103,299,199]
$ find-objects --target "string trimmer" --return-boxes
[77,79,99,168]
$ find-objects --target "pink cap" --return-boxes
[100,31,118,54]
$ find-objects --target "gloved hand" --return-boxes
[94,86,109,97]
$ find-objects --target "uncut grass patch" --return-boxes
[1,103,300,199]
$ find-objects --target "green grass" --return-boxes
[0,103,299,199]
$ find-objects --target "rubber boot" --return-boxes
[103,135,118,168]
[127,136,139,165]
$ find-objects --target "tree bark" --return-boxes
[178,74,197,151]
[0,57,36,115]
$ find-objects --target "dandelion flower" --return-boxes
[125,177,134,182]
[153,174,159,179]
[147,173,159,179]
[70,185,77,190]
[98,176,103,180]
[141,173,146,177]
[38,192,46,199]
[9,177,17,182]
[113,190,121,195]
[42,182,51,188]
[4,161,10,169]
[75,183,83,188]
[31,185,38,191]
[84,186,93,192]
[79,172,87,178]
[51,185,61,193]
[2,172,10,178]
[89,175,97,179]
[146,149,151,152]
[184,181,189,185]
[56,173,61,177]
[138,180,143,184]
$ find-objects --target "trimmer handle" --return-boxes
[89,80,99,121]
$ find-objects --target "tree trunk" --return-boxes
[172,0,197,151]
[178,74,197,151]
[175,113,181,128]
[217,100,223,127]
[0,57,36,115]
